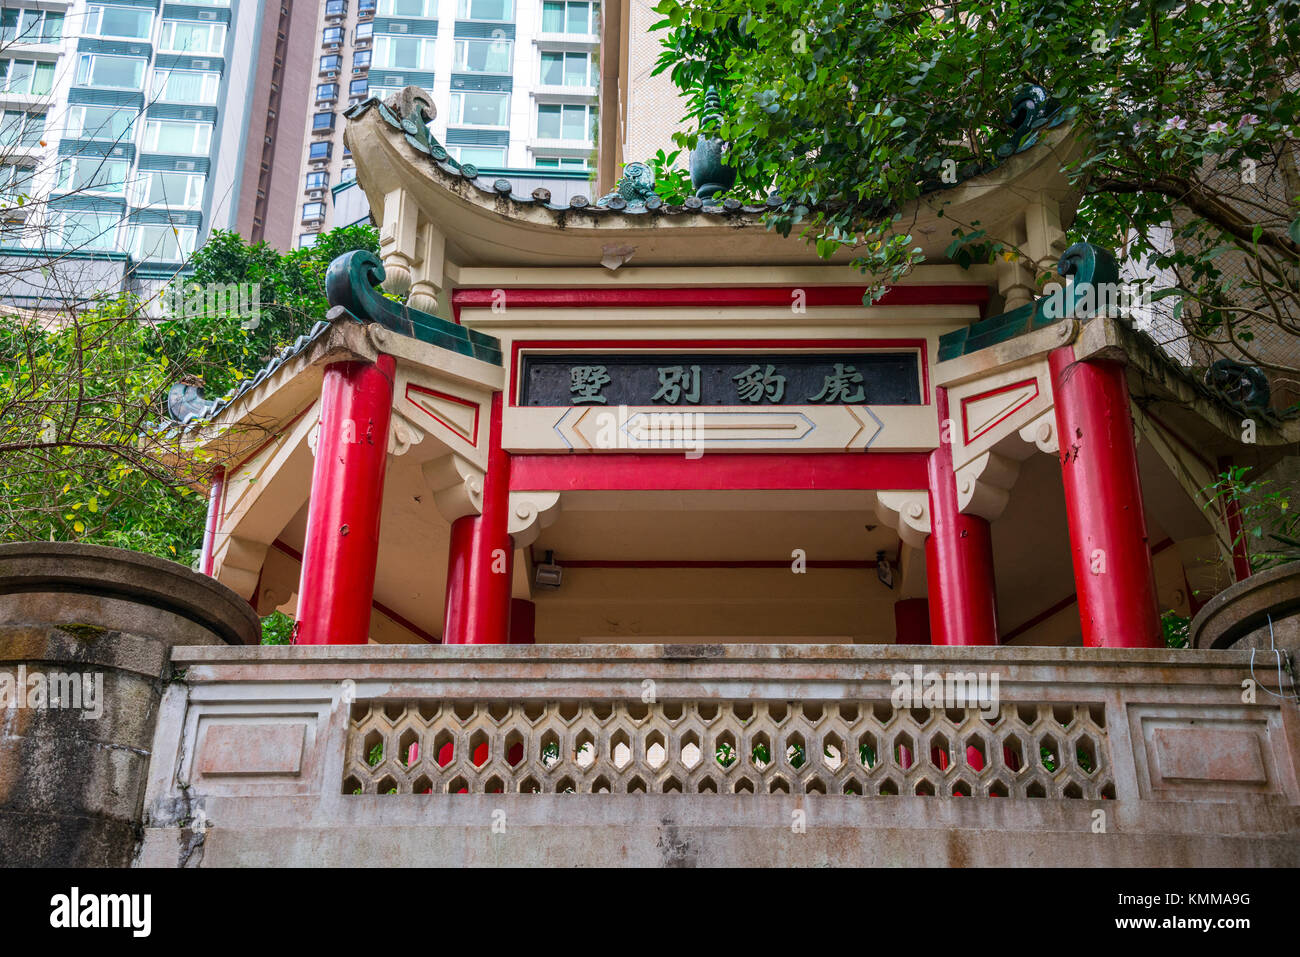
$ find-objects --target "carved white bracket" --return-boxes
[955,451,1023,521]
[423,453,484,523]
[507,491,561,548]
[388,407,426,456]
[874,491,931,548]
[1017,410,1059,455]
[306,417,321,456]
[379,189,419,295]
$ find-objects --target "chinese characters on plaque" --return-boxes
[520,353,921,406]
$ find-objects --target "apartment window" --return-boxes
[305,171,328,189]
[134,170,206,208]
[339,165,357,183]
[535,156,586,169]
[325,0,346,15]
[541,0,592,34]
[312,111,335,131]
[348,78,368,97]
[377,0,430,16]
[448,91,508,126]
[308,141,332,160]
[159,20,226,54]
[352,49,371,68]
[320,54,342,72]
[453,38,512,73]
[355,22,373,41]
[323,26,343,44]
[151,69,221,104]
[131,223,197,261]
[536,102,594,141]
[457,0,513,20]
[76,54,145,90]
[540,51,592,87]
[358,0,376,15]
[299,233,318,248]
[57,210,120,250]
[373,36,435,70]
[317,82,338,101]
[0,162,35,201]
[0,9,64,44]
[84,4,153,39]
[450,145,505,167]
[142,119,213,154]
[302,201,325,219]
[65,104,135,143]
[2,58,56,94]
[0,111,44,148]
[57,156,130,194]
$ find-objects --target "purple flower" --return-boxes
[1165,116,1187,131]
[1207,121,1229,135]
[1238,113,1260,128]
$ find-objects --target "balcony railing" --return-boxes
[138,643,1300,866]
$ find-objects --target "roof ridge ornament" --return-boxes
[324,250,502,366]
[690,86,737,201]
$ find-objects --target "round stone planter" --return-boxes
[1189,561,1300,652]
[0,542,259,866]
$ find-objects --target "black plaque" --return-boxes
[519,352,921,406]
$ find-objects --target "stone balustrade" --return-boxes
[137,643,1300,867]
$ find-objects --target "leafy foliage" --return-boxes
[1203,464,1299,570]
[651,1,1300,373]
[261,610,295,645]
[0,296,207,559]
[151,224,380,400]
[645,149,695,204]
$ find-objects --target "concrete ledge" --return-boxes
[137,796,1300,867]
[1191,562,1300,652]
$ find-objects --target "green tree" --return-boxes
[0,295,208,560]
[152,224,380,399]
[652,1,1300,377]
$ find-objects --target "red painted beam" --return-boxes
[451,283,990,321]
[509,451,929,492]
[1050,347,1161,648]
[925,389,999,645]
[294,356,396,645]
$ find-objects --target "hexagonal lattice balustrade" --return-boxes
[343,698,1114,798]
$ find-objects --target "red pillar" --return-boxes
[294,355,396,645]
[442,393,512,644]
[925,389,999,645]
[1049,347,1161,648]
[893,597,931,645]
[509,598,536,645]
[199,465,226,577]
[1217,455,1252,582]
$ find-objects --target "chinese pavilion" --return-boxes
[181,87,1296,651]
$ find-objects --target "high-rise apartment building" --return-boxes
[295,0,602,245]
[0,0,312,307]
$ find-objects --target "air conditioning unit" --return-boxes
[391,23,407,32]
[200,10,216,18]
[322,68,338,77]
[185,109,204,119]
[193,59,210,69]
[176,160,196,170]
[308,189,323,198]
